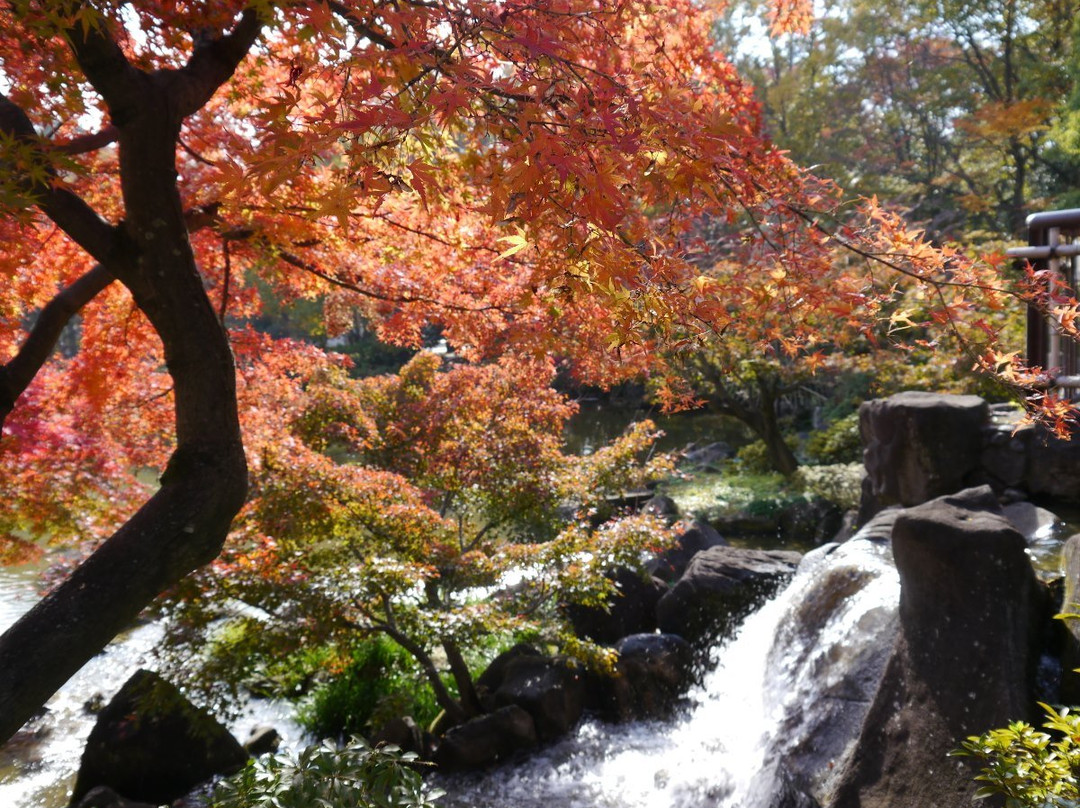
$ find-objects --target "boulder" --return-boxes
[641,493,680,522]
[1022,431,1080,500]
[680,441,733,470]
[433,705,537,771]
[565,567,667,644]
[649,520,728,582]
[592,633,694,721]
[370,716,424,756]
[757,512,901,805]
[859,391,988,519]
[656,546,801,646]
[476,643,543,705]
[242,725,281,757]
[1001,501,1060,543]
[488,654,587,741]
[830,487,1044,808]
[779,496,844,546]
[70,669,248,806]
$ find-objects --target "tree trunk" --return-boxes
[0,14,260,744]
[756,396,800,477]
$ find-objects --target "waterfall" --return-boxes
[436,525,900,808]
[0,518,900,808]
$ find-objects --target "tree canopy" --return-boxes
[0,0,1045,743]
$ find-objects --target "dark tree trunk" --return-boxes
[0,10,261,745]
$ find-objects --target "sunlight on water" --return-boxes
[0,568,306,808]
[437,534,901,808]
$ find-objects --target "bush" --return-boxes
[804,413,862,465]
[210,736,441,808]
[954,702,1080,807]
[793,463,863,511]
[734,440,775,475]
[301,637,444,738]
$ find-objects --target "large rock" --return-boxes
[73,787,157,808]
[565,567,667,644]
[830,487,1044,808]
[70,669,248,806]
[1058,534,1080,703]
[1022,431,1080,500]
[656,545,801,646]
[859,391,988,519]
[757,510,902,805]
[591,633,695,721]
[649,519,728,582]
[433,705,537,771]
[487,654,587,741]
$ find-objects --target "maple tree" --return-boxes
[0,0,1055,746]
[163,352,675,725]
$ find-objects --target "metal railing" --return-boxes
[1006,209,1080,390]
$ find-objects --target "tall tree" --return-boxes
[727,0,1080,237]
[0,0,1027,745]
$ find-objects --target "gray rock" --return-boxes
[488,655,587,741]
[1058,534,1080,703]
[592,633,694,721]
[371,716,424,756]
[859,391,987,519]
[433,705,537,771]
[70,669,248,807]
[1002,501,1060,543]
[656,545,801,645]
[74,786,157,808]
[649,519,728,582]
[830,486,1044,808]
[242,725,280,757]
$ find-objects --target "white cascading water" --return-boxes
[436,525,901,808]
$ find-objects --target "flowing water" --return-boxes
[435,531,902,808]
[0,565,304,808]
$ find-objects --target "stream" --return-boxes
[0,502,1067,807]
[0,565,304,808]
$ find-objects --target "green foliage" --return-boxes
[804,413,862,465]
[955,703,1080,807]
[166,354,677,724]
[210,736,440,808]
[792,463,863,511]
[734,440,775,475]
[301,638,443,738]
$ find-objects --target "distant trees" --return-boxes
[724,0,1080,238]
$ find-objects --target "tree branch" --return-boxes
[176,9,265,118]
[0,92,123,264]
[0,264,115,434]
[56,2,144,118]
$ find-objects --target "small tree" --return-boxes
[166,352,676,726]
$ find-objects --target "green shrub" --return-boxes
[300,637,444,738]
[954,702,1080,807]
[804,413,862,465]
[210,736,441,808]
[734,440,774,475]
[793,463,863,511]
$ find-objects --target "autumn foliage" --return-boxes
[0,0,1063,741]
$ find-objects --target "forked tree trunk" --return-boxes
[0,12,260,745]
